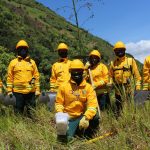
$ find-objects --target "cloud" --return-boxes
[126,40,150,63]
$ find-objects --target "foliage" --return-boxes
[0,0,115,90]
[0,0,142,90]
[0,1,147,149]
[0,46,15,84]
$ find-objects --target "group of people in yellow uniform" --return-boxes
[0,39,149,142]
[51,41,150,142]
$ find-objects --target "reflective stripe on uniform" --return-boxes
[7,83,13,87]
[143,83,148,87]
[100,80,105,85]
[35,83,40,86]
[55,104,64,110]
[87,107,97,112]
[96,88,107,95]
[143,83,148,90]
[50,83,56,88]
[136,81,141,86]
[13,84,34,90]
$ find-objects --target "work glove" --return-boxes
[107,83,113,87]
[85,61,91,70]
[7,92,13,97]
[93,80,105,90]
[93,84,97,90]
[79,116,89,130]
[35,91,41,96]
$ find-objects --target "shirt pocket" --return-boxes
[13,66,22,73]
[26,66,33,72]
[57,70,63,77]
[80,96,87,103]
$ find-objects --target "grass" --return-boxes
[0,93,149,149]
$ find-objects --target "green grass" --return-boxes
[0,97,149,150]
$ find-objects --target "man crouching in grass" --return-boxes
[55,59,100,143]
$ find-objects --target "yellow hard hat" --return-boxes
[70,59,84,70]
[89,50,101,58]
[57,43,68,51]
[16,40,29,49]
[113,41,126,50]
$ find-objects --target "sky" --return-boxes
[37,0,150,63]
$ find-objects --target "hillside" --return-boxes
[0,0,142,89]
[0,0,113,55]
[0,0,149,149]
[0,0,115,89]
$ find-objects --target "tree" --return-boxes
[56,0,104,56]
[0,46,15,88]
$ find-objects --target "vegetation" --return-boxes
[0,0,148,149]
[0,97,149,149]
[0,0,116,90]
[0,0,142,90]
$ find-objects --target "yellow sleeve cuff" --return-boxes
[84,107,97,120]
[136,85,141,90]
[55,105,64,112]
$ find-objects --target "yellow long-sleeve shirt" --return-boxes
[7,56,40,94]
[55,79,97,120]
[50,59,71,91]
[143,55,150,90]
[109,56,141,90]
[86,62,109,94]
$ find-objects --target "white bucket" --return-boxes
[55,112,69,135]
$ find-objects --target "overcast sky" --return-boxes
[37,0,150,63]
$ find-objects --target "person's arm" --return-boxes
[55,86,64,112]
[94,64,109,87]
[132,59,141,90]
[50,64,57,91]
[84,85,97,120]
[143,57,149,90]
[108,61,114,86]
[32,60,40,94]
[7,61,14,93]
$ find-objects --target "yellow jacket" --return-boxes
[143,55,150,90]
[50,58,71,91]
[55,79,97,120]
[86,62,109,94]
[109,56,141,90]
[7,56,40,94]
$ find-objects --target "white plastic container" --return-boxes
[55,112,69,135]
